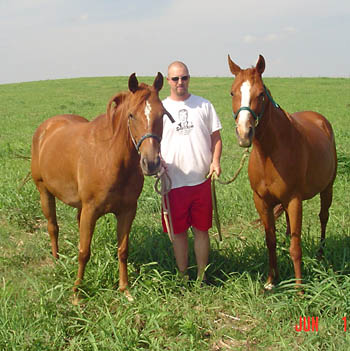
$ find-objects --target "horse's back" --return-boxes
[291,111,334,142]
[34,113,87,137]
[32,114,88,145]
[290,111,336,158]
[32,114,88,167]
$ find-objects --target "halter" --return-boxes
[232,85,280,125]
[128,116,161,153]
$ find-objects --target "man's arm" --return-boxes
[208,130,222,177]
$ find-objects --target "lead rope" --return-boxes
[210,148,249,241]
[154,165,175,242]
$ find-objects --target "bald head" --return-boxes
[166,61,191,101]
[167,61,190,77]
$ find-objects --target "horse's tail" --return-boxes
[252,204,284,227]
[272,204,284,220]
[18,171,32,190]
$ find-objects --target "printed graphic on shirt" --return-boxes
[176,109,194,135]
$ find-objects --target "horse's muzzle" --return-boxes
[236,126,253,148]
[140,155,161,176]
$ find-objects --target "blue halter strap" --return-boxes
[128,117,161,153]
[232,85,280,124]
[135,133,161,152]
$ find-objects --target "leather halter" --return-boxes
[128,116,161,153]
[127,108,174,153]
[232,85,280,125]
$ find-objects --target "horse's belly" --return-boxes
[302,144,336,199]
[38,160,80,207]
[302,165,335,200]
[44,178,81,208]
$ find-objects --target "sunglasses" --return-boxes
[170,75,189,82]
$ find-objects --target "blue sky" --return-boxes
[1,0,349,83]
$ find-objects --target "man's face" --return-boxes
[167,64,190,99]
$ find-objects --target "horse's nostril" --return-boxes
[149,157,161,174]
[155,156,160,169]
[142,157,148,168]
[141,156,161,175]
[248,127,253,139]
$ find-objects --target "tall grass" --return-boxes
[1,76,350,350]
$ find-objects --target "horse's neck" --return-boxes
[89,110,138,165]
[253,104,291,156]
[110,110,139,163]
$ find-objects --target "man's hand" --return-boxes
[208,161,221,178]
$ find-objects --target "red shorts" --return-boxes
[162,179,212,234]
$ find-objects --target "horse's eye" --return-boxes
[230,91,235,97]
[129,113,135,120]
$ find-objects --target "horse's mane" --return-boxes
[106,84,153,145]
[112,84,152,121]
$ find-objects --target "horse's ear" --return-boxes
[256,55,265,75]
[153,72,163,92]
[228,55,241,76]
[128,73,138,93]
[107,92,127,118]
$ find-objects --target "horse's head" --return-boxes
[108,72,174,176]
[228,55,266,147]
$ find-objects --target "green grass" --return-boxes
[1,76,350,350]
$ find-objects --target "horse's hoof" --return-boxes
[124,289,134,302]
[264,282,275,291]
[296,288,305,296]
[72,294,81,306]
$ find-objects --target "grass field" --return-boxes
[1,75,350,350]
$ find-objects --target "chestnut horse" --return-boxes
[31,73,174,303]
[228,55,337,289]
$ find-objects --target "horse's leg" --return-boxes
[286,197,303,286]
[273,204,290,236]
[318,183,333,258]
[285,210,291,237]
[115,206,137,301]
[72,205,97,304]
[37,183,59,259]
[77,208,82,227]
[253,193,278,289]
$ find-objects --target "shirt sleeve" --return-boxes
[207,101,222,134]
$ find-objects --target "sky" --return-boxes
[1,0,350,84]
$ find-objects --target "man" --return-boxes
[161,61,222,281]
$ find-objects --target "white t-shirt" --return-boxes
[161,94,222,189]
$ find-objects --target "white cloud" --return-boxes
[283,26,297,33]
[264,34,279,42]
[243,35,257,44]
[79,14,89,21]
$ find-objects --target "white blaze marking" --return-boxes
[145,100,152,128]
[241,81,251,106]
[238,81,251,129]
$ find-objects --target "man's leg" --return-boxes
[172,231,189,276]
[192,227,209,281]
